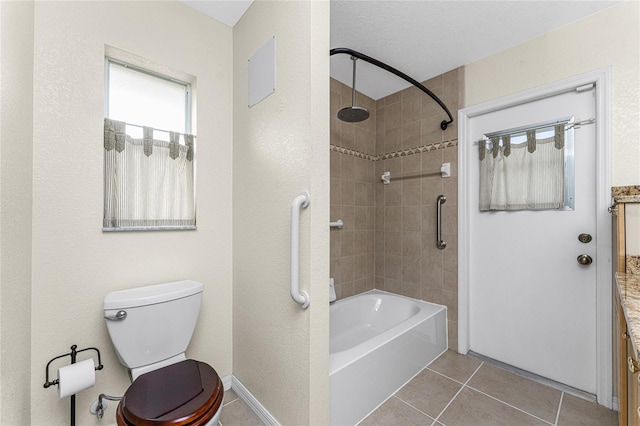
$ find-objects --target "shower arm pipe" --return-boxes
[351,57,357,106]
[330,47,454,130]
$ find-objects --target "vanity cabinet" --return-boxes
[627,335,640,426]
[616,287,628,426]
[615,286,640,426]
[616,290,640,426]
[613,188,640,426]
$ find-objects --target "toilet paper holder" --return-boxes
[44,345,103,426]
[43,344,103,389]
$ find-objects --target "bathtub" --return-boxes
[330,290,447,425]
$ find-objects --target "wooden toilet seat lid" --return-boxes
[119,360,223,426]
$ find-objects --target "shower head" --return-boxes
[337,56,369,123]
[337,106,370,123]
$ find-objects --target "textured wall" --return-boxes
[0,1,34,424]
[233,1,330,424]
[29,3,233,424]
[464,1,639,186]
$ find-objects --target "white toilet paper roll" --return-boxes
[57,358,95,398]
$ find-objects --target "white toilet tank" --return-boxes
[103,280,204,374]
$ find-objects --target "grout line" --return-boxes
[426,366,469,386]
[222,398,240,409]
[463,384,555,426]
[223,396,239,407]
[356,349,449,424]
[468,351,596,404]
[432,361,485,423]
[554,392,565,426]
[392,395,437,423]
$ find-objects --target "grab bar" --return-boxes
[381,163,450,184]
[290,191,311,309]
[436,195,446,250]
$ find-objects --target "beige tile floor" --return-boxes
[219,389,263,426]
[363,350,617,426]
[218,350,618,425]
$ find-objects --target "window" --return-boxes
[103,59,196,231]
[478,119,574,211]
[107,60,190,137]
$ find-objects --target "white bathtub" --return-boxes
[330,290,447,425]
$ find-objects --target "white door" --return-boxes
[467,87,597,394]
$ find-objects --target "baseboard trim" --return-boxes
[221,374,233,391]
[231,375,280,426]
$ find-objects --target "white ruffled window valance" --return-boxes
[478,124,565,211]
[103,118,196,230]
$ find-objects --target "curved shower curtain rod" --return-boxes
[330,47,454,130]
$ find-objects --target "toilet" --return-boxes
[103,280,223,426]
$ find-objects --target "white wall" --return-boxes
[29,2,233,424]
[233,1,330,424]
[625,204,640,256]
[0,1,34,424]
[464,1,640,186]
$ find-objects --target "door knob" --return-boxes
[578,233,592,243]
[577,254,593,265]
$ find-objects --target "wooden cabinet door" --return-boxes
[627,336,639,426]
[618,292,628,426]
[636,368,640,426]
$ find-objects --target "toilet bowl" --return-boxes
[116,360,223,425]
[103,281,223,426]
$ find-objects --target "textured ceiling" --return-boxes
[330,1,622,100]
[180,0,622,100]
[179,0,253,27]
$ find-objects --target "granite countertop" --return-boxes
[616,273,640,358]
[612,186,640,203]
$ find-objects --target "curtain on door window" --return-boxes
[478,124,565,211]
[103,118,195,230]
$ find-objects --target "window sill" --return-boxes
[102,226,197,232]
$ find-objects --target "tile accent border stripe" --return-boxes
[378,139,458,160]
[329,145,377,161]
[330,139,458,161]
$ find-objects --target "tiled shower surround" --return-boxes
[330,68,463,350]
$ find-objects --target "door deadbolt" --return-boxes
[578,233,592,243]
[577,254,593,265]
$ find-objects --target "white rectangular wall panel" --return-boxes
[248,36,276,108]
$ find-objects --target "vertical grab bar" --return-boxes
[436,195,447,250]
[290,191,311,309]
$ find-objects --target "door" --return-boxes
[467,87,597,393]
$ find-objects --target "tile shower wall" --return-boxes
[330,68,463,349]
[330,79,377,299]
[375,68,463,351]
